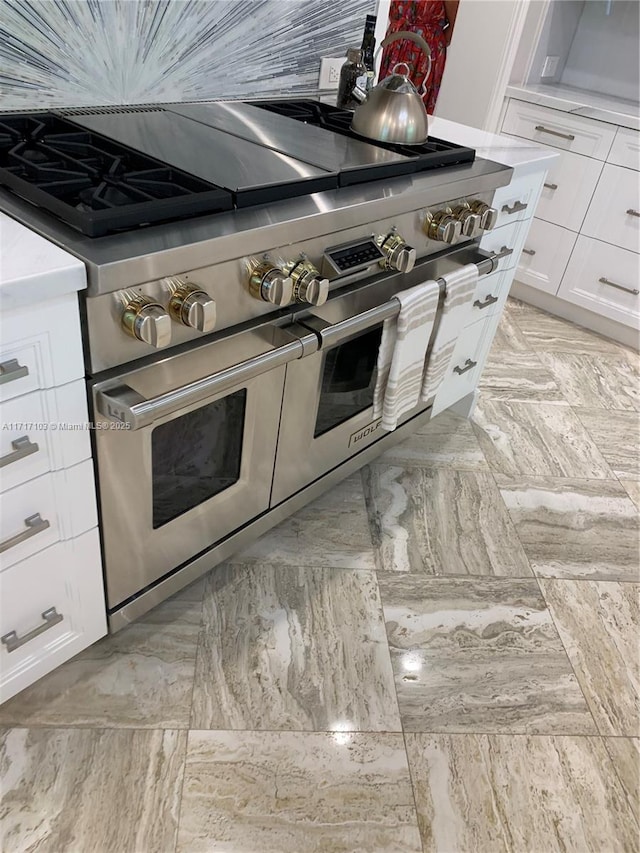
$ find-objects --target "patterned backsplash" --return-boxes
[0,0,373,110]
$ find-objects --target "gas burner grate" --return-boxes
[251,99,475,168]
[0,113,233,237]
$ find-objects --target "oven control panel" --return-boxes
[322,239,386,278]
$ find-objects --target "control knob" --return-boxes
[247,260,293,306]
[166,279,216,333]
[376,230,416,272]
[423,210,463,244]
[121,295,172,348]
[469,200,498,231]
[286,258,329,305]
[451,203,482,238]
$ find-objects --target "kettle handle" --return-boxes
[376,29,433,92]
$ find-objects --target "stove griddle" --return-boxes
[251,99,476,175]
[0,113,233,237]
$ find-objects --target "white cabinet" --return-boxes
[516,218,577,295]
[608,127,640,170]
[582,164,640,255]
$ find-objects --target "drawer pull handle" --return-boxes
[453,358,478,376]
[598,276,639,296]
[0,513,51,554]
[1,607,63,653]
[544,182,558,190]
[0,436,39,469]
[522,248,536,256]
[501,200,528,215]
[473,294,499,310]
[495,245,514,261]
[0,359,29,386]
[534,125,575,141]
[626,209,640,218]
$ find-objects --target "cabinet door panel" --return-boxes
[515,218,577,295]
[582,163,640,254]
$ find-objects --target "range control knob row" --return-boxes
[248,260,293,306]
[469,200,498,231]
[121,295,172,348]
[286,259,329,306]
[167,279,217,333]
[451,203,482,238]
[423,210,463,244]
[376,231,416,272]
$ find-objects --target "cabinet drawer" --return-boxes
[582,164,640,254]
[557,236,640,330]
[503,100,616,160]
[491,173,540,229]
[470,269,511,321]
[515,218,577,296]
[0,381,91,492]
[480,220,523,271]
[0,294,84,402]
[431,316,490,416]
[0,460,97,570]
[0,529,106,703]
[534,149,603,232]
[608,127,640,171]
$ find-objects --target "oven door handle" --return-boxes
[96,328,313,430]
[300,250,502,348]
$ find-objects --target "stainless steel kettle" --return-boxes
[351,30,432,145]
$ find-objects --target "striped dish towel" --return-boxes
[373,280,440,431]
[420,264,478,402]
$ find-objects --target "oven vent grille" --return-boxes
[58,105,166,116]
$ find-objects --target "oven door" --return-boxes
[271,260,447,505]
[93,322,316,610]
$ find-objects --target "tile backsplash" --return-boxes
[0,0,372,110]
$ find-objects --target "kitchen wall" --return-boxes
[0,0,372,111]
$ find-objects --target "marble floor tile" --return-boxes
[406,733,639,853]
[176,730,422,852]
[480,350,566,402]
[496,475,640,581]
[621,479,640,510]
[490,307,532,352]
[0,727,186,852]
[471,398,614,478]
[514,309,631,357]
[0,587,202,728]
[540,580,640,736]
[375,410,489,471]
[573,407,640,479]
[190,563,400,732]
[539,352,640,410]
[604,737,640,823]
[364,466,532,577]
[377,575,595,734]
[228,473,375,569]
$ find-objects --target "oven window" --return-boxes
[314,325,383,438]
[151,390,247,528]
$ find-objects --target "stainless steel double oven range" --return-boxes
[0,101,512,628]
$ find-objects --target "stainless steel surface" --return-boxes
[0,513,50,554]
[69,109,332,193]
[473,293,499,310]
[626,209,640,217]
[351,30,431,145]
[97,325,316,430]
[108,403,436,630]
[167,101,411,175]
[0,436,39,469]
[502,200,528,215]
[598,276,639,296]
[1,607,64,652]
[534,125,575,141]
[453,358,478,375]
[544,182,559,190]
[0,359,28,385]
[522,247,536,255]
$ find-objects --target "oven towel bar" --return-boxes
[372,278,440,431]
[420,263,479,403]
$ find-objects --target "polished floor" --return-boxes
[1,299,639,852]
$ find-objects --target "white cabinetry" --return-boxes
[0,224,106,703]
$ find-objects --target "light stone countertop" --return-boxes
[0,212,87,311]
[505,83,640,131]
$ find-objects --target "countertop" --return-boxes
[0,212,87,311]
[505,83,639,132]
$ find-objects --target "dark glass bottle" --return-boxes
[337,48,367,111]
[360,14,377,91]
